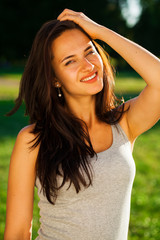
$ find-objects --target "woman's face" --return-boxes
[51,29,103,100]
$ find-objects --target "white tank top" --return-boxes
[35,123,136,240]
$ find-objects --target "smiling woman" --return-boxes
[4,9,160,240]
[51,28,104,99]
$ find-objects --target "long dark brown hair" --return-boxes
[7,20,126,204]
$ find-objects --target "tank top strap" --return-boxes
[111,123,129,146]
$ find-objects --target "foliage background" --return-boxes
[1,0,160,66]
[0,0,160,239]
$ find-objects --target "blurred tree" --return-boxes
[119,0,142,27]
[0,0,127,63]
[132,0,160,56]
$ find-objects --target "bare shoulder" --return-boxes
[8,123,39,203]
[12,123,40,166]
[9,122,39,185]
[18,123,36,142]
[17,123,39,146]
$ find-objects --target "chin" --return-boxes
[87,89,103,97]
[90,82,104,95]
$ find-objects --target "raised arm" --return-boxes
[4,125,39,240]
[96,25,160,140]
[58,9,160,140]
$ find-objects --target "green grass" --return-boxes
[0,86,19,100]
[115,72,146,94]
[129,125,160,239]
[0,71,160,239]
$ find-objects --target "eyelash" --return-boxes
[87,50,95,55]
[65,50,95,66]
[65,60,74,66]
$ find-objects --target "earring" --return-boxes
[55,82,62,97]
[57,87,62,97]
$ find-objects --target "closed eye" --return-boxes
[65,60,75,66]
[64,50,95,66]
[86,50,95,56]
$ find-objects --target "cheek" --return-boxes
[97,55,103,69]
[56,67,78,87]
[89,54,103,70]
[61,63,80,78]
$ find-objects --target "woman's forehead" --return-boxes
[51,29,94,61]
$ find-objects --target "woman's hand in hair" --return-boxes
[57,9,103,39]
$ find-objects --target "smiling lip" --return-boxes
[80,72,98,83]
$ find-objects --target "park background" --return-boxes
[0,0,160,239]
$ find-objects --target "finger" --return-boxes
[58,14,77,23]
[57,13,83,26]
[57,9,77,20]
[57,13,76,21]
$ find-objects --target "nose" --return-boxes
[81,57,94,72]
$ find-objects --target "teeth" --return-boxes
[81,73,96,82]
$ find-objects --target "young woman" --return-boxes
[4,9,160,240]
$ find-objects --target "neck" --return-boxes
[65,95,98,129]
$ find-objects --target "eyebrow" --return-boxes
[61,45,92,63]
